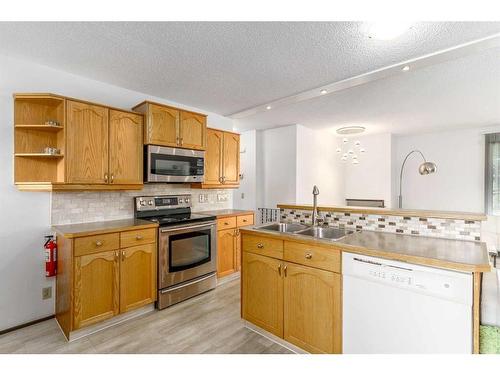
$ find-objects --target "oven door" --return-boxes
[159,221,217,289]
[146,145,204,183]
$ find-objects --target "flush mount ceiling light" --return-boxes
[336,126,366,135]
[366,21,413,40]
[320,89,328,95]
[265,105,272,110]
[402,65,410,71]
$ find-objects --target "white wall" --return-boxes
[343,133,394,208]
[393,127,486,212]
[232,130,257,210]
[0,54,234,331]
[295,125,344,206]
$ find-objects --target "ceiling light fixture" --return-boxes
[266,105,272,110]
[336,126,366,135]
[402,65,410,71]
[320,89,328,95]
[366,21,413,40]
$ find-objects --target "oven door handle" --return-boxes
[160,223,215,233]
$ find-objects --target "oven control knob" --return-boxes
[185,198,190,203]
[139,200,146,206]
[179,198,184,203]
[148,200,154,206]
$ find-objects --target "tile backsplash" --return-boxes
[51,184,233,225]
[280,208,482,241]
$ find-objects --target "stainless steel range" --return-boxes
[134,194,217,309]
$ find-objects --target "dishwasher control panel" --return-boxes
[343,252,473,305]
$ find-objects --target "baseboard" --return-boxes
[0,315,55,336]
[65,303,155,342]
[244,320,309,354]
[217,271,240,286]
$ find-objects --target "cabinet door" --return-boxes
[204,128,223,185]
[217,228,237,278]
[66,100,109,184]
[147,104,179,147]
[119,243,156,313]
[235,229,241,271]
[73,250,119,329]
[283,262,341,353]
[222,132,240,185]
[242,252,283,337]
[179,111,206,150]
[109,110,143,185]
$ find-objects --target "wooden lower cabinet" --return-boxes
[242,252,283,337]
[217,228,237,278]
[55,225,158,338]
[284,263,342,354]
[73,250,119,329]
[241,233,342,353]
[120,243,157,313]
[216,212,254,278]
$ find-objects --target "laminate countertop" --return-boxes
[53,219,158,238]
[195,209,255,218]
[240,226,491,273]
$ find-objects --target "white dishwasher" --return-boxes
[343,252,473,353]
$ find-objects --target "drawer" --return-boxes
[242,234,283,259]
[237,214,254,227]
[284,241,340,273]
[217,216,237,230]
[74,233,120,257]
[120,228,156,248]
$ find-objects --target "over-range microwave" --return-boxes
[145,145,205,183]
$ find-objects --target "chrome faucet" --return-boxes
[312,185,320,226]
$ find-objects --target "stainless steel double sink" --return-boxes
[257,222,354,241]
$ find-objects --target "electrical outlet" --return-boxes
[241,192,245,199]
[42,287,52,300]
[198,193,208,203]
[217,193,228,202]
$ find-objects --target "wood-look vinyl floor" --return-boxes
[0,279,292,354]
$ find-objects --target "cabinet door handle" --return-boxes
[219,177,223,183]
[110,173,114,183]
[180,137,183,146]
[256,243,264,249]
[305,252,312,259]
[278,264,282,276]
[283,265,288,277]
[121,250,125,261]
[104,173,109,183]
[95,241,103,247]
[114,251,119,261]
[136,235,143,240]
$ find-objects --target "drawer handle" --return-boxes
[136,235,143,240]
[257,243,264,249]
[224,222,229,225]
[305,253,312,259]
[95,241,103,247]
[243,219,247,223]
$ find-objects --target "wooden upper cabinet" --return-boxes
[147,104,179,147]
[283,263,341,354]
[73,250,119,329]
[242,252,284,337]
[179,111,206,150]
[66,100,109,184]
[223,132,240,185]
[109,110,143,185]
[119,243,156,313]
[204,128,224,185]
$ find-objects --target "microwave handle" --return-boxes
[160,223,214,233]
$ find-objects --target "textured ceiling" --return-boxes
[0,21,499,117]
[234,47,500,135]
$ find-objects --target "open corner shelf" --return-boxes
[15,153,64,158]
[15,124,63,132]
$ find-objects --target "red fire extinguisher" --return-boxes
[44,235,57,277]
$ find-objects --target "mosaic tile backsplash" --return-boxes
[51,184,233,225]
[280,208,481,241]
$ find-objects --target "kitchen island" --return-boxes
[240,211,490,354]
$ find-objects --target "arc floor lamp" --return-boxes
[399,150,437,208]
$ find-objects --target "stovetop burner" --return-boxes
[134,194,216,227]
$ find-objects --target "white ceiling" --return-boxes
[0,21,499,121]
[235,46,500,135]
